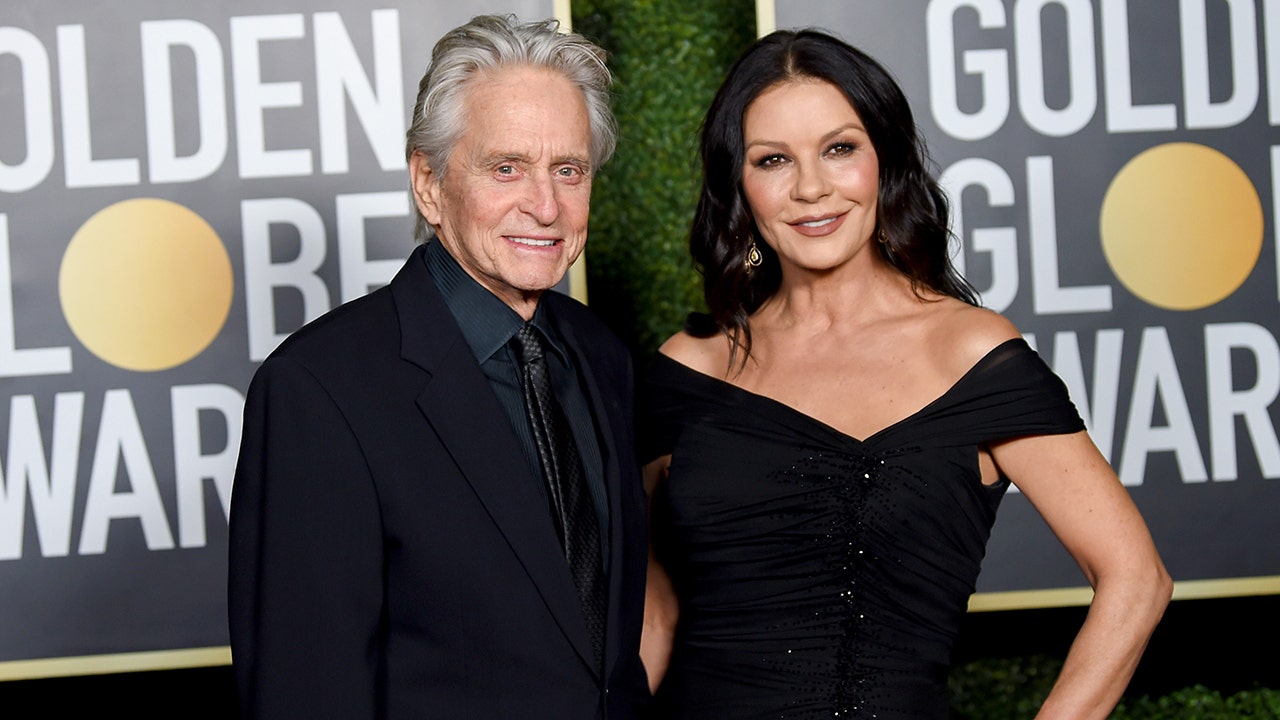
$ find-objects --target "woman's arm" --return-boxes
[989,430,1173,720]
[640,455,678,694]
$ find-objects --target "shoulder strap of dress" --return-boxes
[917,338,1086,447]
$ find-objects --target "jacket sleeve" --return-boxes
[227,355,385,720]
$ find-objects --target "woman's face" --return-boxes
[740,79,880,277]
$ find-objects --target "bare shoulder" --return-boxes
[928,300,1023,375]
[658,331,732,378]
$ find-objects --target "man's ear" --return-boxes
[409,151,443,227]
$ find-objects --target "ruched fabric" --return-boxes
[645,339,1084,719]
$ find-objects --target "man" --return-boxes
[228,15,648,719]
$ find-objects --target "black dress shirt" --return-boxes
[423,240,609,562]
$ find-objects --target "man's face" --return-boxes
[411,65,594,319]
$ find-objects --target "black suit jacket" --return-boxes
[228,245,648,719]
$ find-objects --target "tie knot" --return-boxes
[510,323,546,366]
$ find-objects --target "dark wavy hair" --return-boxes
[689,28,978,365]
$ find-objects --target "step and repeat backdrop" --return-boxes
[3,0,1277,682]
[765,0,1279,602]
[0,0,559,677]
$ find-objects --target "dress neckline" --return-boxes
[652,337,1028,446]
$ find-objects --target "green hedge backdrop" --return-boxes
[573,0,754,356]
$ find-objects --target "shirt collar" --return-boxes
[423,239,570,364]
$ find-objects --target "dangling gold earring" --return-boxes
[745,241,763,271]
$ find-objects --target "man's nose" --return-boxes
[522,172,560,224]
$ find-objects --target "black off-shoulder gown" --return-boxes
[645,338,1084,719]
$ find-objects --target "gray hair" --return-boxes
[406,14,616,241]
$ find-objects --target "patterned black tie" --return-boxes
[510,323,605,669]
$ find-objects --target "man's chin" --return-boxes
[508,263,575,295]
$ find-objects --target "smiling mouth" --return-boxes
[796,217,838,228]
[791,212,847,229]
[509,237,559,247]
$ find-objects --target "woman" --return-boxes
[641,29,1172,720]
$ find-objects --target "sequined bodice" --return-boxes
[644,339,1083,719]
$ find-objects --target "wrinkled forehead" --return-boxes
[451,66,593,164]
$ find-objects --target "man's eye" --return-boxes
[496,165,516,175]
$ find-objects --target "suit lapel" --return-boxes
[390,247,598,676]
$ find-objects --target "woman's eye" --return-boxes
[827,143,856,157]
[755,154,786,168]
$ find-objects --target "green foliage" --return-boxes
[573,0,756,357]
[948,656,1280,720]
[1113,686,1280,720]
[948,654,1062,720]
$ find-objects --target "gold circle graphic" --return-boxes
[59,198,233,371]
[1100,142,1263,311]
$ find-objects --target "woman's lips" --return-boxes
[788,211,847,237]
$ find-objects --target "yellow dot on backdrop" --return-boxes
[59,198,233,372]
[1100,142,1262,311]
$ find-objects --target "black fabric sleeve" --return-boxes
[921,339,1086,448]
[227,356,384,720]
